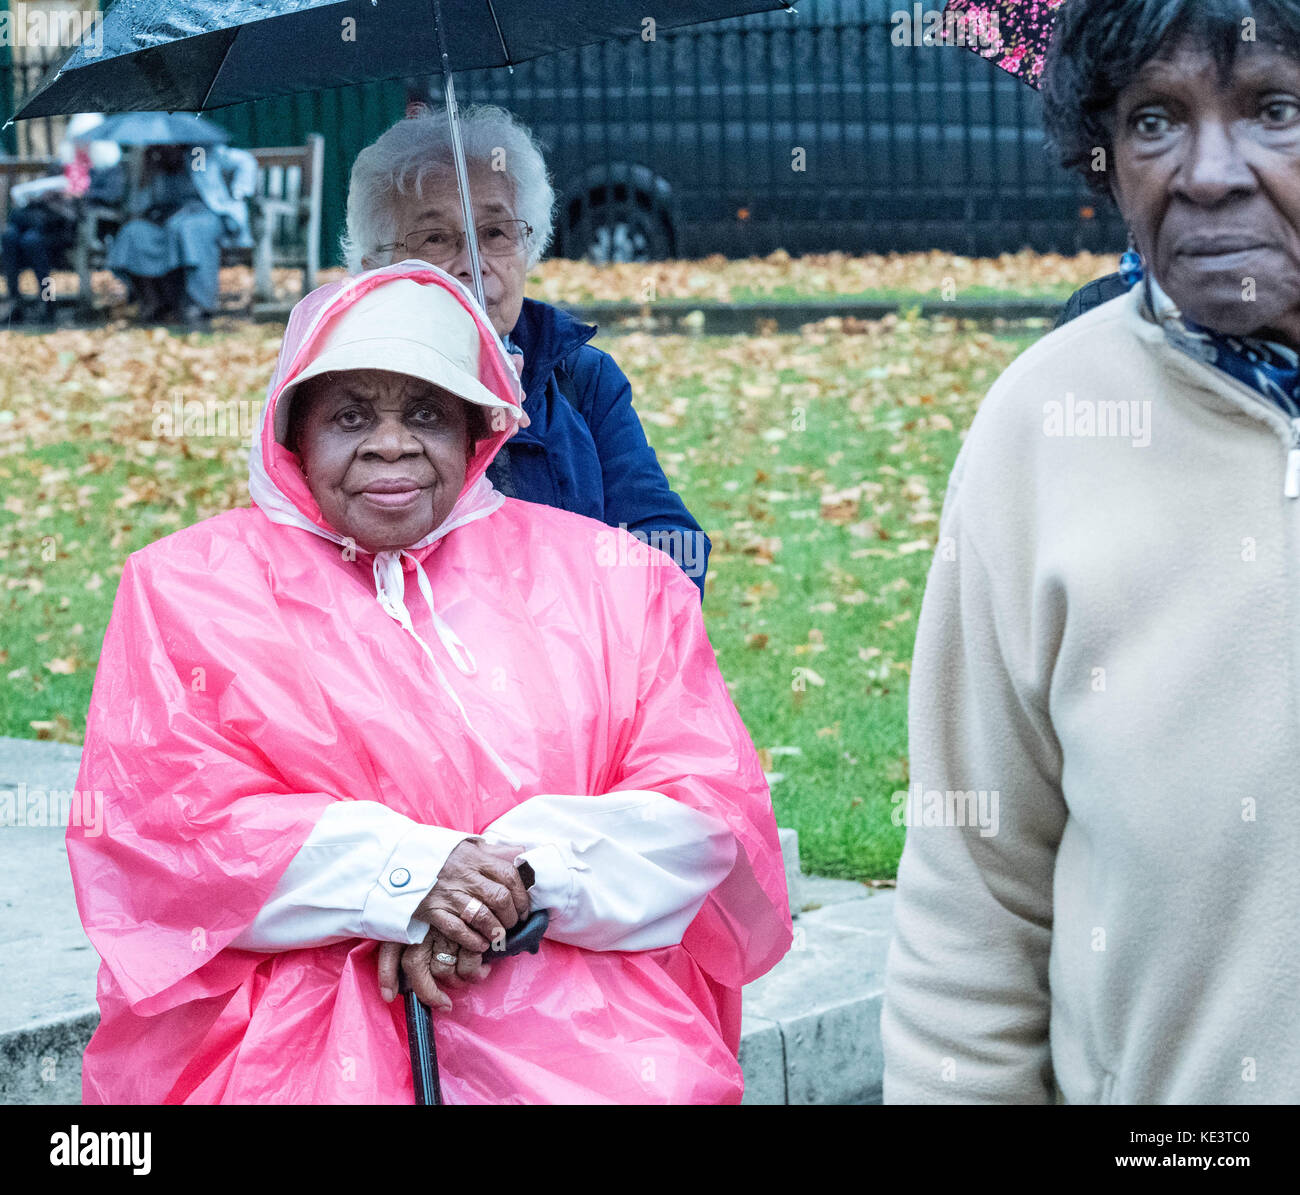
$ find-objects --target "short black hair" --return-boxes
[284,372,324,456]
[465,403,491,446]
[1042,0,1300,193]
[283,371,492,456]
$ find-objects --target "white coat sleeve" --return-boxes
[481,789,738,952]
[230,801,473,951]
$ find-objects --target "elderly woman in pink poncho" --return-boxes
[68,260,791,1105]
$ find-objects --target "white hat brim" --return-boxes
[275,335,517,444]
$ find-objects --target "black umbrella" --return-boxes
[16,1,791,114]
[69,110,229,146]
[13,0,794,306]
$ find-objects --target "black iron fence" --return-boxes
[444,1,1122,259]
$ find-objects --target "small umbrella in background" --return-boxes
[942,0,1068,89]
[13,0,796,310]
[69,112,229,217]
[70,110,229,146]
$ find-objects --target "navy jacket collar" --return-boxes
[509,298,598,400]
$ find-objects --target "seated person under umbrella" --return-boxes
[108,127,256,324]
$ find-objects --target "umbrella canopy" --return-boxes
[942,0,1067,89]
[69,110,229,146]
[15,0,790,119]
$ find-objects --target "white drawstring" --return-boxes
[411,554,476,676]
[372,549,521,791]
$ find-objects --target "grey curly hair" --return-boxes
[341,105,556,274]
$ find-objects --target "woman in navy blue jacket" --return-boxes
[344,107,709,597]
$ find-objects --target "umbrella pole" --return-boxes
[433,0,488,312]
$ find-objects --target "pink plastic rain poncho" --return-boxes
[69,262,792,1104]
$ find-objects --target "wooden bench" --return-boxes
[1,133,324,316]
[242,133,325,308]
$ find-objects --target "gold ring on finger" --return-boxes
[462,896,483,921]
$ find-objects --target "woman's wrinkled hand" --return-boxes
[377,928,493,1011]
[414,838,530,953]
[375,839,529,1007]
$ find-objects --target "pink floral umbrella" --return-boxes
[942,0,1068,88]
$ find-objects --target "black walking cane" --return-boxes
[401,905,550,1106]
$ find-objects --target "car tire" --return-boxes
[571,200,672,263]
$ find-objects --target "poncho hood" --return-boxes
[250,260,525,566]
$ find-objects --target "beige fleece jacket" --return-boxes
[882,284,1300,1105]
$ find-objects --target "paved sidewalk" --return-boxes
[0,736,891,1104]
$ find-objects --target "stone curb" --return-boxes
[243,297,1064,333]
[740,877,891,1105]
[560,298,1064,335]
[35,295,1065,335]
[0,1011,98,1105]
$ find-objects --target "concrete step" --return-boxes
[740,891,892,1104]
[0,737,97,1104]
[0,736,890,1104]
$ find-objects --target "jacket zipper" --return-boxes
[1194,372,1300,500]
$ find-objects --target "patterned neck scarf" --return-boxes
[1144,275,1300,420]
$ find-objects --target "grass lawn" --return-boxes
[0,310,1040,881]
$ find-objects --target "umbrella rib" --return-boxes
[197,70,220,113]
[485,0,514,68]
[195,27,238,114]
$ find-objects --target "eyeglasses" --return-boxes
[375,219,533,265]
